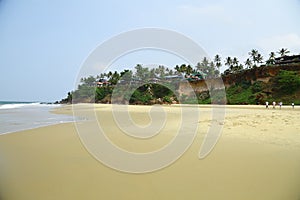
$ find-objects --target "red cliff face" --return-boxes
[223,64,300,85]
[178,79,225,97]
[178,64,300,97]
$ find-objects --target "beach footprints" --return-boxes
[72,28,226,173]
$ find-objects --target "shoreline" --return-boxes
[2,103,299,148]
[4,102,296,135]
[0,104,75,135]
[0,121,75,136]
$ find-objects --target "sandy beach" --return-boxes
[0,104,300,200]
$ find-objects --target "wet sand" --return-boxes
[0,104,299,200]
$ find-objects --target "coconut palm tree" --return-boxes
[186,65,193,75]
[225,56,233,71]
[245,58,252,69]
[255,53,264,65]
[174,65,180,74]
[180,64,187,74]
[249,49,263,67]
[249,49,258,61]
[149,68,156,78]
[168,69,174,75]
[107,71,113,80]
[207,61,216,78]
[196,57,209,74]
[277,48,290,57]
[266,52,276,65]
[158,65,166,78]
[232,57,239,66]
[135,64,149,80]
[237,64,244,71]
[269,51,276,59]
[214,54,222,69]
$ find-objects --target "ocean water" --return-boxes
[0,101,75,134]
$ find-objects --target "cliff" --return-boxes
[178,63,300,104]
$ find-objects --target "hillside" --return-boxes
[59,55,300,105]
[181,63,300,105]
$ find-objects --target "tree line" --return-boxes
[80,47,292,85]
[60,47,295,104]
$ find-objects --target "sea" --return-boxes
[0,101,75,134]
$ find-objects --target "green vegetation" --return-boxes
[60,58,221,104]
[59,48,300,105]
[226,83,256,104]
[273,70,300,94]
[224,70,300,104]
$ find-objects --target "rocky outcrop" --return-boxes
[178,79,225,97]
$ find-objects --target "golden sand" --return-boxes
[0,104,300,200]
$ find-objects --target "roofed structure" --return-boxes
[275,55,300,65]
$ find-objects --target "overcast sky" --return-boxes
[1,0,300,102]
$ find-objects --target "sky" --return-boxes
[0,0,300,102]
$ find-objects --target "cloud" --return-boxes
[257,33,300,54]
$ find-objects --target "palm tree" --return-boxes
[277,48,290,57]
[233,58,244,72]
[266,52,276,65]
[249,49,258,61]
[232,57,239,66]
[180,64,187,74]
[149,68,156,78]
[196,57,209,74]
[255,53,264,65]
[168,69,174,75]
[158,65,166,78]
[245,58,252,69]
[186,65,193,75]
[214,54,222,69]
[165,67,170,76]
[249,49,263,67]
[237,64,244,71]
[135,64,149,80]
[120,69,133,82]
[107,71,113,79]
[175,65,180,74]
[225,57,233,71]
[109,71,120,85]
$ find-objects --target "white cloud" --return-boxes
[257,33,300,55]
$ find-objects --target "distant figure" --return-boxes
[279,102,282,109]
[265,101,269,109]
[272,101,276,109]
[292,102,295,109]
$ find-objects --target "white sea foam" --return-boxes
[0,102,61,110]
[0,102,74,134]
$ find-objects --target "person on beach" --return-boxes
[279,102,282,109]
[272,101,276,109]
[292,102,295,109]
[265,101,269,109]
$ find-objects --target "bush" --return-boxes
[226,85,255,104]
[95,87,112,101]
[163,96,172,103]
[251,81,263,93]
[273,70,300,94]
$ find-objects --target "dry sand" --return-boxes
[0,104,300,200]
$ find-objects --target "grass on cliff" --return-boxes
[225,70,300,105]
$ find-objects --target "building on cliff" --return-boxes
[275,55,300,65]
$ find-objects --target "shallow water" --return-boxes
[0,102,75,134]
